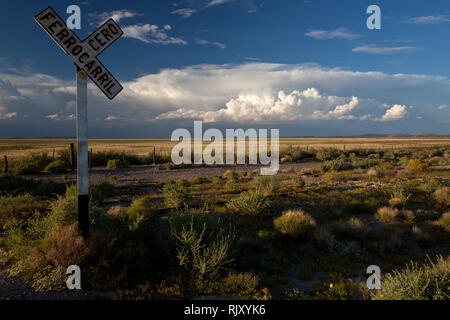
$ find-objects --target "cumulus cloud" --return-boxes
[0,63,448,136]
[438,104,448,110]
[122,24,187,45]
[403,15,450,25]
[352,45,416,54]
[171,8,196,18]
[89,9,141,26]
[376,104,408,121]
[305,28,361,40]
[157,89,378,123]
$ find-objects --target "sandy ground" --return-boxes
[24,162,323,185]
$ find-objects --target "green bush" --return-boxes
[192,176,208,184]
[372,255,449,300]
[157,214,236,282]
[11,152,52,174]
[316,148,342,161]
[223,170,239,182]
[107,159,130,169]
[405,159,430,173]
[163,182,191,208]
[126,197,158,230]
[273,209,316,239]
[89,182,115,205]
[226,191,271,215]
[0,175,66,198]
[44,160,68,173]
[210,175,223,185]
[251,176,280,195]
[176,179,191,187]
[0,193,44,227]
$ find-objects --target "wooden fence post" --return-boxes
[52,148,55,161]
[4,155,8,174]
[70,143,75,171]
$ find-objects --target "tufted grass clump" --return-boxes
[251,176,280,196]
[274,209,316,239]
[163,181,191,208]
[226,191,271,215]
[372,255,449,300]
[375,206,414,224]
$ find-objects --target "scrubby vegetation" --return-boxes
[0,143,449,300]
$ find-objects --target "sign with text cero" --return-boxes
[35,7,123,99]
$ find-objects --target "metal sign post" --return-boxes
[76,67,89,238]
[35,7,123,238]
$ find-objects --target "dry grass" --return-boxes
[375,207,415,224]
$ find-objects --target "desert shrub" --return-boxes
[316,148,341,161]
[332,217,366,240]
[405,159,430,173]
[313,227,336,252]
[176,179,191,187]
[210,175,223,185]
[372,255,449,300]
[433,212,450,232]
[0,193,44,227]
[323,171,348,182]
[321,160,348,172]
[316,277,362,300]
[433,187,449,206]
[367,166,383,177]
[40,224,89,267]
[375,207,414,224]
[419,178,441,195]
[107,159,130,169]
[251,176,280,195]
[192,176,208,184]
[163,181,191,208]
[125,197,158,230]
[157,214,236,282]
[274,209,316,239]
[292,175,305,187]
[44,160,68,173]
[226,191,271,215]
[389,185,412,208]
[11,152,52,174]
[350,157,380,170]
[223,170,239,182]
[89,182,115,205]
[210,272,260,299]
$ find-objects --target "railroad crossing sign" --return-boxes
[35,7,123,99]
[35,7,124,238]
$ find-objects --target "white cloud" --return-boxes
[157,89,374,123]
[352,45,416,54]
[376,104,408,121]
[171,8,196,18]
[0,111,16,120]
[305,28,361,40]
[122,24,187,45]
[205,0,235,8]
[46,114,75,121]
[194,39,227,49]
[404,15,450,25]
[90,10,141,25]
[438,104,448,110]
[105,115,120,121]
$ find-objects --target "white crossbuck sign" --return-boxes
[35,7,123,99]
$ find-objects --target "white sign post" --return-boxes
[35,7,124,238]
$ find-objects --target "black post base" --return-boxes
[78,195,89,239]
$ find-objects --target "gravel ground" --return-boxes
[24,162,323,185]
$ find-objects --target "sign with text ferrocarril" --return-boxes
[35,7,123,99]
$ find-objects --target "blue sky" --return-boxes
[0,0,449,137]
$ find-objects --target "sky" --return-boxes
[0,0,449,137]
